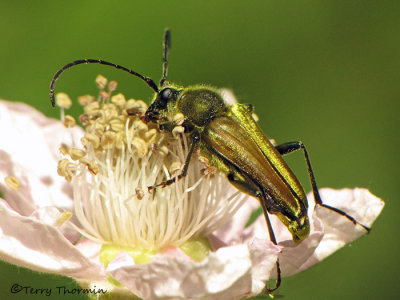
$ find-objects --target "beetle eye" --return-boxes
[160,88,172,101]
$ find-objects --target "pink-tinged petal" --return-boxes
[241,213,290,244]
[220,89,238,105]
[291,188,384,272]
[107,244,271,300]
[314,188,384,229]
[158,245,193,261]
[242,212,322,279]
[235,188,383,278]
[74,240,103,263]
[0,201,106,281]
[208,233,228,249]
[0,152,39,215]
[213,193,259,245]
[247,239,281,294]
[278,215,324,276]
[0,100,83,214]
[30,206,66,226]
[30,206,81,243]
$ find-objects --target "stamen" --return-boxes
[56,78,246,252]
[81,133,100,149]
[109,119,125,132]
[131,137,148,158]
[126,100,147,116]
[96,75,108,90]
[135,188,144,200]
[84,101,100,115]
[57,159,77,182]
[169,161,182,175]
[63,115,76,128]
[69,148,86,161]
[172,126,185,138]
[55,211,73,227]
[111,93,126,107]
[5,176,20,191]
[59,144,70,156]
[55,93,72,109]
[79,113,91,126]
[78,95,95,106]
[4,176,48,211]
[108,81,118,93]
[79,158,99,175]
[173,113,185,125]
[158,145,169,156]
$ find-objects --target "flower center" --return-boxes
[57,76,247,252]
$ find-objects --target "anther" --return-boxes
[5,176,21,191]
[173,113,185,125]
[111,93,126,107]
[63,115,76,128]
[55,211,73,227]
[108,80,118,93]
[78,95,95,106]
[172,126,185,138]
[170,161,182,175]
[95,75,108,90]
[56,93,72,109]
[131,137,148,157]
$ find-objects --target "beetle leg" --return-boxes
[147,131,200,192]
[225,170,281,293]
[275,141,370,233]
[226,170,259,197]
[259,192,282,294]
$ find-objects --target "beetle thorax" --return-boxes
[177,88,226,127]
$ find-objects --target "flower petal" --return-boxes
[107,243,279,300]
[220,89,238,105]
[247,239,281,294]
[291,187,384,273]
[212,191,259,246]
[0,100,83,214]
[0,201,106,281]
[278,215,324,276]
[235,188,383,278]
[30,206,81,243]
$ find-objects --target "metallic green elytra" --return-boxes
[49,29,370,295]
[145,84,311,244]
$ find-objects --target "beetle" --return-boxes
[49,29,370,295]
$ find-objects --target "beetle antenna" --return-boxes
[160,28,171,87]
[49,59,159,107]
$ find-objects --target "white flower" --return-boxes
[0,83,384,300]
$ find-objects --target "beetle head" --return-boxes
[144,87,181,123]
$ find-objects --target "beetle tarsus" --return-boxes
[262,259,282,295]
[318,203,371,233]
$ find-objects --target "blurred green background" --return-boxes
[0,0,398,299]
